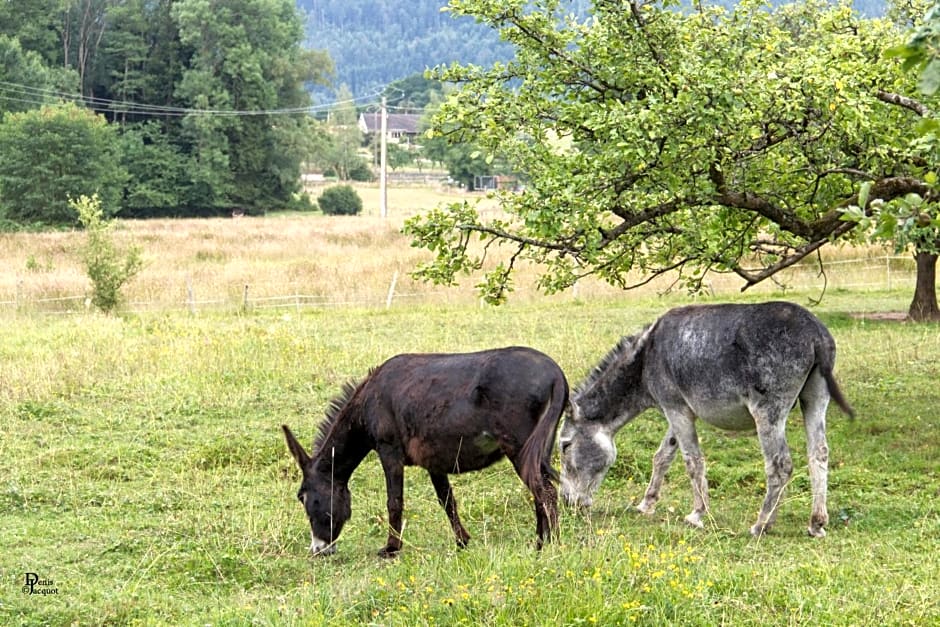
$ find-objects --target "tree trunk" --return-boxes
[908,251,940,321]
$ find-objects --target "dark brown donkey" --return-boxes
[282,346,569,557]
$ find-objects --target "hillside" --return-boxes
[299,0,888,102]
[297,0,588,101]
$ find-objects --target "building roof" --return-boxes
[358,112,422,135]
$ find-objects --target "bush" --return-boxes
[287,192,317,212]
[73,194,142,313]
[348,160,375,182]
[318,185,363,216]
[0,102,126,225]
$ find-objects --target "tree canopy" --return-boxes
[0,0,332,223]
[0,102,126,224]
[406,0,940,319]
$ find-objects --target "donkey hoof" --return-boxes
[807,526,827,539]
[684,513,705,529]
[636,501,656,515]
[377,546,400,559]
[749,524,768,537]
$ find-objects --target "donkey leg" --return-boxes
[801,371,831,538]
[511,458,558,550]
[673,419,709,529]
[378,453,406,557]
[428,472,471,548]
[750,409,793,537]
[534,473,559,549]
[637,427,679,516]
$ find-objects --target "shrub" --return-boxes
[73,194,143,313]
[287,192,317,212]
[318,185,363,216]
[0,102,126,225]
[348,160,375,182]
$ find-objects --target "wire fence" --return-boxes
[0,255,919,316]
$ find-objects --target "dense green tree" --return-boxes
[97,0,160,124]
[172,0,331,212]
[384,142,414,171]
[0,102,126,225]
[0,35,58,116]
[845,0,940,320]
[406,0,939,319]
[421,130,492,190]
[118,121,188,215]
[0,0,333,221]
[96,0,189,122]
[59,0,113,95]
[0,0,66,68]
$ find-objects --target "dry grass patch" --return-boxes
[0,183,920,314]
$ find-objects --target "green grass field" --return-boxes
[1,287,938,625]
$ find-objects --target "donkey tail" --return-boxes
[823,369,855,419]
[519,373,569,492]
[815,337,855,419]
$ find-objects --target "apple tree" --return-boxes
[405,0,940,319]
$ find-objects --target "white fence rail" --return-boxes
[0,255,919,315]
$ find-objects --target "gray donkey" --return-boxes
[559,301,854,538]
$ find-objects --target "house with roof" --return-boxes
[358,112,422,145]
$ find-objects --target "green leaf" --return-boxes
[883,44,916,60]
[919,59,940,96]
[857,181,872,209]
[839,205,866,222]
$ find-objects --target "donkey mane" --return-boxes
[313,377,365,455]
[574,324,654,399]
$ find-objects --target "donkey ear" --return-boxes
[282,424,311,468]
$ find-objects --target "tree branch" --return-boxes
[601,198,688,243]
[712,188,816,239]
[732,221,857,289]
[876,90,930,117]
[456,223,575,252]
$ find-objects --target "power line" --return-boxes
[0,80,386,117]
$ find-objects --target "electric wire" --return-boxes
[0,79,388,117]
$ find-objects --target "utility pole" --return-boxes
[380,97,388,219]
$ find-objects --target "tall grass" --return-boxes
[0,182,920,314]
[1,291,938,625]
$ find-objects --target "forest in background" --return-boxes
[0,0,331,223]
[299,0,889,100]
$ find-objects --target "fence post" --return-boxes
[187,276,196,314]
[886,256,892,290]
[386,270,399,309]
[15,279,23,312]
[243,284,250,311]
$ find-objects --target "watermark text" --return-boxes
[22,572,58,596]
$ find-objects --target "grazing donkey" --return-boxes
[559,301,854,538]
[282,346,568,557]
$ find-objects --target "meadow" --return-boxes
[0,182,921,314]
[1,184,938,625]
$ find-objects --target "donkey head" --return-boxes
[282,425,352,555]
[558,400,617,508]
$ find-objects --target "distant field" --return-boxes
[1,291,938,625]
[0,182,920,316]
